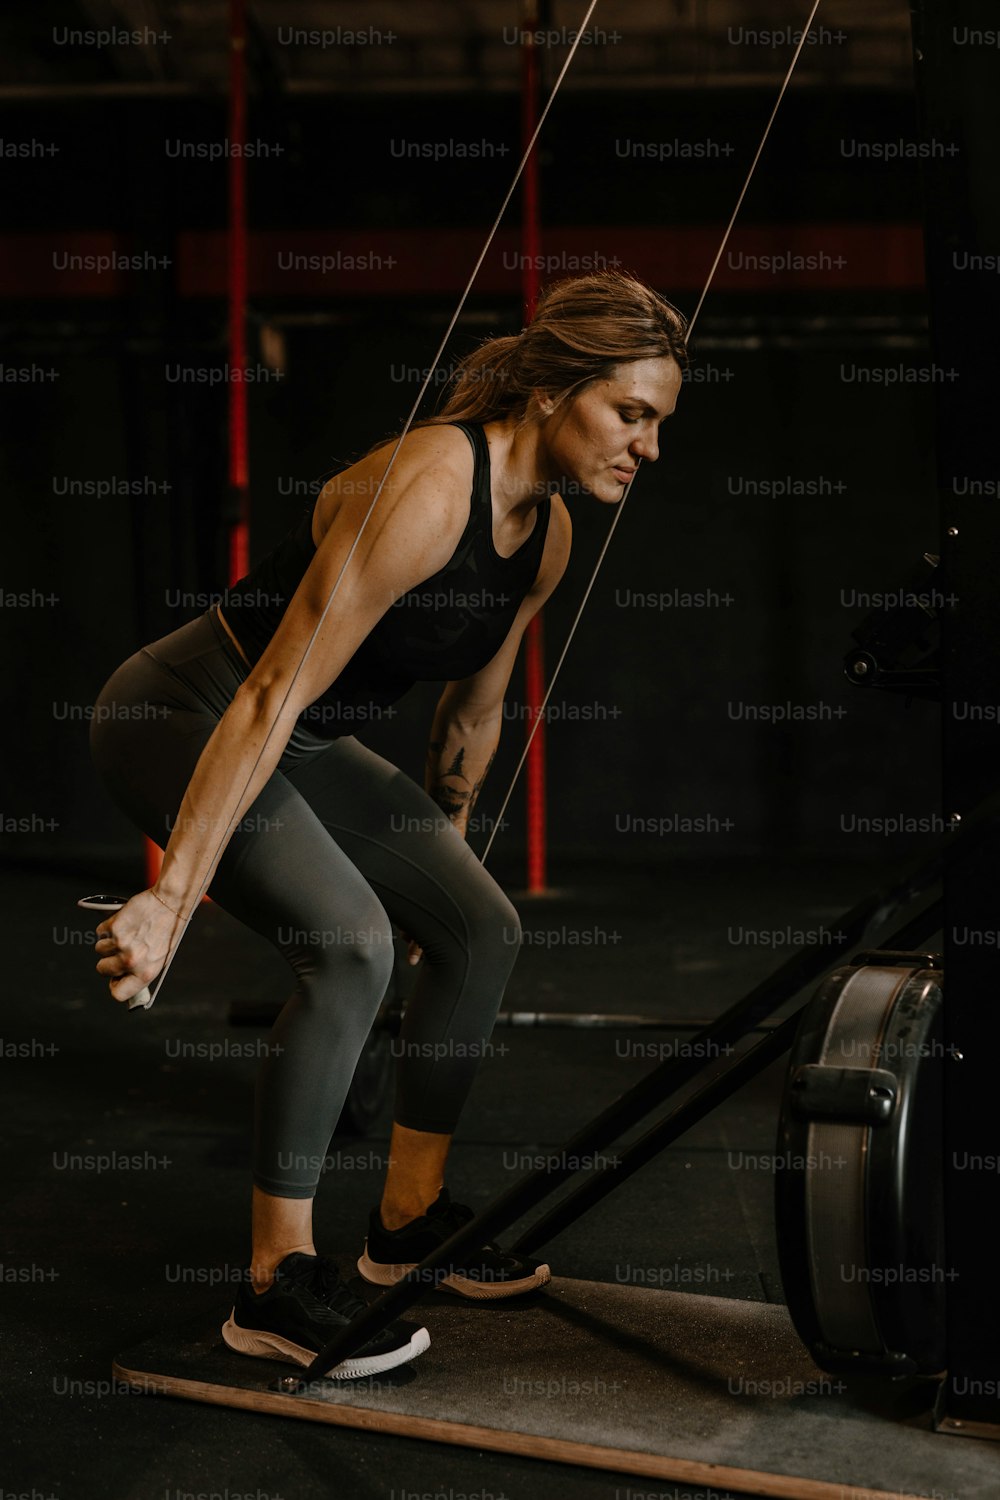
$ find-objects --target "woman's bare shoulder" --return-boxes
[315,424,475,546]
[364,423,476,479]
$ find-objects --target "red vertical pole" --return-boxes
[521,0,548,894]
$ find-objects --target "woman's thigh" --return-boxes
[89,655,395,967]
[282,736,521,961]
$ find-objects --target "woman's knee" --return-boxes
[289,902,396,1004]
[463,883,522,971]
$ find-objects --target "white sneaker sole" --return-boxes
[220,1312,430,1377]
[357,1246,551,1300]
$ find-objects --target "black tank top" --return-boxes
[220,421,552,739]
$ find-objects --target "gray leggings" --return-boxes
[90,609,522,1199]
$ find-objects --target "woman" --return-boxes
[89,270,688,1379]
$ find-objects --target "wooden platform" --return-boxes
[113,1277,992,1499]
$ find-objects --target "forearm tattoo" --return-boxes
[427,740,496,824]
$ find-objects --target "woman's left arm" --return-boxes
[425,707,501,840]
[399,495,571,966]
[427,492,573,840]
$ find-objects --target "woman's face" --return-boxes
[540,356,684,503]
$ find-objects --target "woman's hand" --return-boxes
[93,890,179,1003]
[401,933,423,966]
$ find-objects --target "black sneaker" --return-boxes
[357,1188,551,1300]
[221,1251,430,1377]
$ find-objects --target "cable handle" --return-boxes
[77,895,154,1011]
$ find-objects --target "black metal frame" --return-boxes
[274,795,1000,1388]
[913,0,1000,1435]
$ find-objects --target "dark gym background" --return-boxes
[2,4,971,1499]
[1,15,940,875]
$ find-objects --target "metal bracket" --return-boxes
[849,949,943,970]
[790,1064,898,1123]
[933,1378,1000,1442]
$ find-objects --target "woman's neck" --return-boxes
[484,416,552,524]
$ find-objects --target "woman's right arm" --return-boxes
[94,430,472,1002]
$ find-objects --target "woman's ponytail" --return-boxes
[367,269,688,453]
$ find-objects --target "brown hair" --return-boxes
[373,270,688,450]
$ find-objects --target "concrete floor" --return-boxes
[5,855,979,1500]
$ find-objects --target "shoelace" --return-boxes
[282,1253,367,1320]
[313,1255,369,1317]
[429,1195,507,1257]
[429,1196,475,1233]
